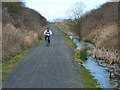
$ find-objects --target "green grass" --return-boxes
[77,66,101,88]
[2,49,28,80]
[56,22,73,32]
[54,24,101,88]
[80,47,88,61]
[55,25,77,49]
[63,24,69,31]
[2,37,45,81]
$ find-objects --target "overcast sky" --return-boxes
[25,0,109,21]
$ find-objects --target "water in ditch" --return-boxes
[69,36,119,88]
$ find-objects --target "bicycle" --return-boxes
[45,34,50,46]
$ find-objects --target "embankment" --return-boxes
[2,2,48,61]
[55,2,119,64]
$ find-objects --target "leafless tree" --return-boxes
[70,2,86,39]
[71,2,85,20]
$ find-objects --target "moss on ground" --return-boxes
[54,24,101,88]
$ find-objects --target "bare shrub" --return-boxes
[70,2,118,50]
[2,24,21,61]
[61,2,119,63]
[70,2,86,38]
[2,2,48,61]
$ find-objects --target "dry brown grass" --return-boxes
[84,24,118,50]
[2,2,48,61]
[60,2,118,50]
[3,24,21,60]
[2,24,47,61]
[55,22,76,36]
[80,2,118,50]
[56,2,119,63]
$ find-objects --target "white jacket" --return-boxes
[44,30,52,36]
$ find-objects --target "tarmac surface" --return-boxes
[3,24,84,88]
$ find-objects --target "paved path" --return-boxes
[3,24,84,88]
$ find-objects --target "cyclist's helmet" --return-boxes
[47,28,49,32]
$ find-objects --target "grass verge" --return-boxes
[54,25,77,50]
[54,24,100,88]
[2,37,45,81]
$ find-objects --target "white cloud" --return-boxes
[25,0,109,3]
[25,0,62,2]
[25,0,109,21]
[32,5,69,20]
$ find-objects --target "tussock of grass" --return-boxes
[80,48,88,61]
[72,49,82,64]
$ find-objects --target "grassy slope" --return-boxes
[55,22,76,36]
[2,37,45,82]
[54,24,100,88]
[55,2,118,51]
[3,2,48,61]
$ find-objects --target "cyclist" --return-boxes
[44,28,52,44]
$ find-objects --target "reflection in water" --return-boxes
[69,36,118,88]
[83,57,113,88]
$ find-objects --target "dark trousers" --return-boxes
[45,35,50,43]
